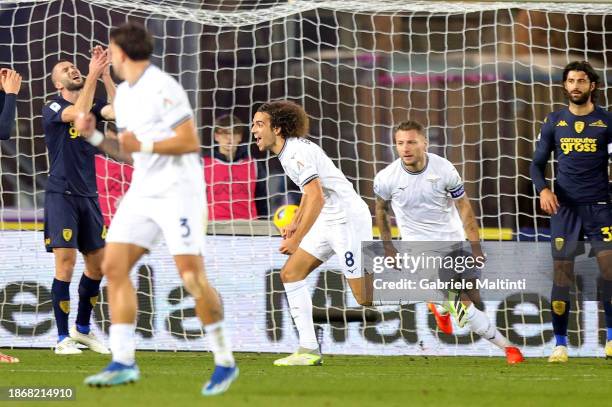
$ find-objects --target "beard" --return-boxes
[566,89,591,105]
[65,80,84,91]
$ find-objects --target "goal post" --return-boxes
[1,0,610,356]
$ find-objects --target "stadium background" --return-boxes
[1,0,612,357]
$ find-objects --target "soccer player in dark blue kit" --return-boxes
[0,68,22,363]
[43,48,115,355]
[0,69,22,141]
[530,60,612,362]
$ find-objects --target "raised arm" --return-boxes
[0,69,22,140]
[92,46,115,120]
[60,51,108,123]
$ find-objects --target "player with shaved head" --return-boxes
[42,46,115,356]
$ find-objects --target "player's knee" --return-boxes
[181,271,206,299]
[280,267,302,283]
[553,262,573,286]
[101,257,125,281]
[54,252,76,279]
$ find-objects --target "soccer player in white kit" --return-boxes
[374,120,524,364]
[82,23,238,395]
[252,100,373,366]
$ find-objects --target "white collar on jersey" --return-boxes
[401,153,429,175]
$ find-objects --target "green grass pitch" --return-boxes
[1,350,611,406]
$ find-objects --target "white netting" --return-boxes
[0,0,610,355]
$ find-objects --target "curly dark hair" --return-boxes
[257,100,309,138]
[562,60,599,103]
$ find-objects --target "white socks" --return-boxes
[284,280,318,351]
[466,303,509,350]
[109,323,136,366]
[204,321,235,367]
[110,321,236,368]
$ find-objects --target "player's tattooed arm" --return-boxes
[455,195,485,259]
[375,197,396,248]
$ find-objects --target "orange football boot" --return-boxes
[505,346,524,364]
[428,303,453,335]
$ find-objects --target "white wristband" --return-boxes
[86,130,104,147]
[140,140,154,154]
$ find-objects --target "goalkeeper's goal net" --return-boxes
[1,0,611,356]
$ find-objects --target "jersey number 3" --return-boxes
[180,218,191,238]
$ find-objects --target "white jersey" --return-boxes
[278,137,367,223]
[114,64,204,198]
[373,153,465,241]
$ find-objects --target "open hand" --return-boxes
[92,45,111,78]
[1,69,22,94]
[539,188,559,215]
[88,48,109,79]
[279,237,300,255]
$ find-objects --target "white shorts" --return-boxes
[299,205,373,279]
[106,192,206,255]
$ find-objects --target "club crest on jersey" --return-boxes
[554,237,564,251]
[556,120,568,127]
[101,225,107,239]
[62,228,73,242]
[574,121,585,134]
[425,175,440,184]
[589,120,607,128]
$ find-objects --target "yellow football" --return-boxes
[273,204,299,230]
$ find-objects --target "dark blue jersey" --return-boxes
[42,96,107,197]
[530,106,612,205]
[0,90,17,140]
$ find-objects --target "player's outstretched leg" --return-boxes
[273,250,322,367]
[463,301,524,364]
[444,290,469,328]
[85,243,143,387]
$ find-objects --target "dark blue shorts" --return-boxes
[550,203,612,259]
[44,192,106,253]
